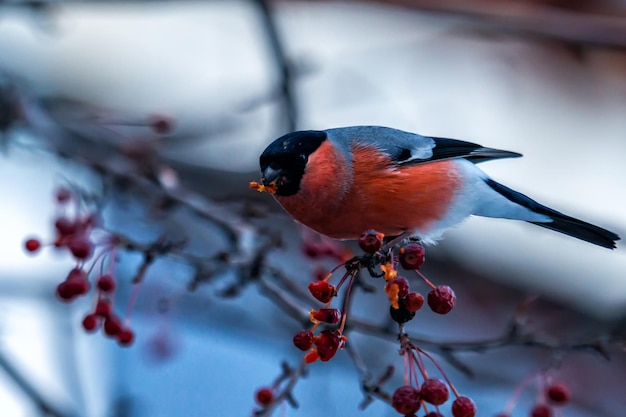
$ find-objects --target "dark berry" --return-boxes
[311,308,340,324]
[405,292,424,312]
[255,387,273,406]
[420,378,449,405]
[96,274,116,293]
[104,315,122,336]
[68,238,93,260]
[24,238,41,253]
[293,330,314,351]
[531,404,553,417]
[399,242,425,270]
[95,299,112,317]
[428,285,456,314]
[389,297,416,324]
[54,218,76,237]
[452,396,476,417]
[117,328,135,346]
[315,330,343,361]
[358,229,384,254]
[391,385,421,415]
[308,281,336,303]
[546,383,570,405]
[149,115,173,134]
[82,314,99,332]
[387,277,410,298]
[56,282,76,301]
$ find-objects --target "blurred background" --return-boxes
[0,1,625,416]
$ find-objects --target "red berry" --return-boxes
[428,285,456,314]
[95,299,112,317]
[96,275,116,293]
[315,330,343,361]
[452,396,476,417]
[67,268,87,282]
[54,218,76,237]
[68,238,93,260]
[82,314,99,332]
[255,387,273,406]
[391,385,421,415]
[546,383,570,405]
[399,242,425,270]
[117,328,135,346]
[64,268,90,296]
[56,282,76,301]
[310,308,340,324]
[387,277,410,298]
[420,378,449,405]
[55,188,72,203]
[358,230,384,254]
[293,330,314,351]
[531,404,553,417]
[24,238,41,253]
[405,292,424,312]
[308,281,336,303]
[104,315,122,336]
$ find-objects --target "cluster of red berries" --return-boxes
[357,230,456,325]
[291,229,457,365]
[390,335,476,417]
[497,374,570,417]
[23,187,135,347]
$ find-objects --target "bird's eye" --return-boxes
[299,154,307,161]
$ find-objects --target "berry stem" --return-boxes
[416,346,460,398]
[124,282,142,327]
[502,371,541,415]
[416,270,436,290]
[338,271,357,333]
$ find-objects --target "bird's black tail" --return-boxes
[485,179,620,249]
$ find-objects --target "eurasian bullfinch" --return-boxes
[257,126,619,249]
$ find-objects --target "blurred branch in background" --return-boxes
[310,0,626,48]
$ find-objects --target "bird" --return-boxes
[255,126,619,249]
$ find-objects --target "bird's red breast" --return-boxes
[275,141,464,239]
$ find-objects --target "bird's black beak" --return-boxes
[262,166,283,188]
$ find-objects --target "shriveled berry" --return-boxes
[387,277,410,298]
[358,229,384,254]
[104,315,123,336]
[308,281,336,303]
[420,378,449,405]
[315,330,343,361]
[293,330,314,351]
[399,242,425,270]
[96,275,116,293]
[405,292,424,312]
[55,187,72,203]
[428,285,456,314]
[82,314,99,332]
[95,299,112,317]
[389,297,416,324]
[531,404,552,417]
[54,218,76,237]
[24,238,41,253]
[117,328,135,346]
[68,238,93,260]
[546,383,570,405]
[391,385,421,415]
[255,387,273,406]
[310,308,340,324]
[452,396,476,417]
